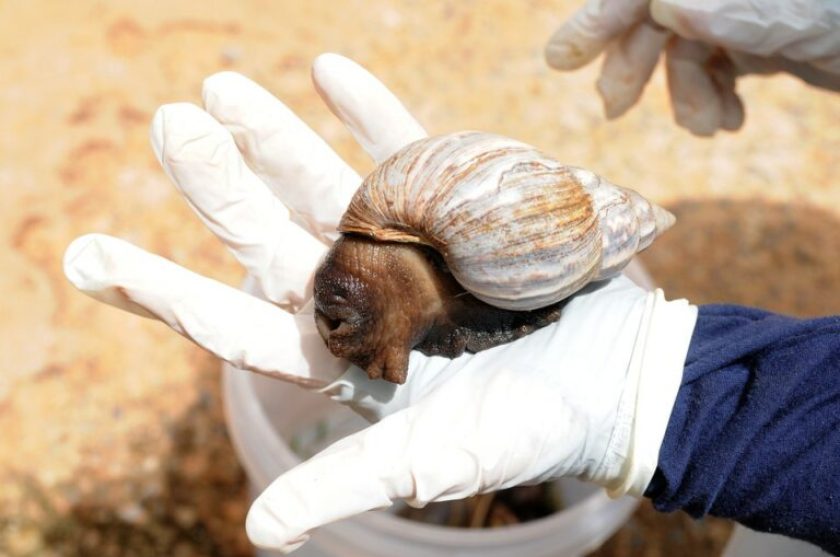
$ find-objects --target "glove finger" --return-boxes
[63,233,346,388]
[150,103,326,310]
[597,20,671,119]
[729,51,840,91]
[705,51,745,131]
[718,87,744,132]
[202,71,361,239]
[665,37,724,136]
[247,356,587,553]
[545,0,650,70]
[311,53,427,165]
[245,408,483,553]
[772,56,840,90]
[805,56,840,81]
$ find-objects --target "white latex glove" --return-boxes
[62,53,698,554]
[545,0,840,135]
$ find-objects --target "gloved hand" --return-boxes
[545,0,840,135]
[62,53,697,554]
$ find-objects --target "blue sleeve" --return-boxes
[644,304,840,554]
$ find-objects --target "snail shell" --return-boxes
[339,131,674,310]
[314,131,674,383]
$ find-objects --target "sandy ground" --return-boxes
[1,0,838,555]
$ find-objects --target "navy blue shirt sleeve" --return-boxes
[644,304,840,554]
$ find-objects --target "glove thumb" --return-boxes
[245,408,482,553]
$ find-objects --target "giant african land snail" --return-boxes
[314,132,674,384]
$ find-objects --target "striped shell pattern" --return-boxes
[340,131,674,311]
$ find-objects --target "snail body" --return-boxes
[314,132,674,383]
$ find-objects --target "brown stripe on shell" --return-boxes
[338,131,673,310]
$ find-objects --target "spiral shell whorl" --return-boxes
[568,167,675,280]
[340,132,675,310]
[340,132,604,310]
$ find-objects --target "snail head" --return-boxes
[313,234,565,384]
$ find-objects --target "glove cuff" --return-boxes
[603,289,697,497]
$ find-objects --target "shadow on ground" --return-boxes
[3,353,253,557]
[640,198,840,316]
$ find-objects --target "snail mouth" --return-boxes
[314,306,359,348]
[313,305,410,384]
[314,311,345,342]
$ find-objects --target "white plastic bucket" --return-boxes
[223,367,638,557]
[221,260,654,557]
